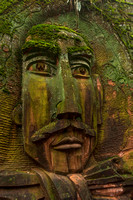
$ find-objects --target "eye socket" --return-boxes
[72,66,90,78]
[28,61,56,76]
[29,62,49,72]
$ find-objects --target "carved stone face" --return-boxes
[22,25,102,173]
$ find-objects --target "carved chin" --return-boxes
[43,135,92,174]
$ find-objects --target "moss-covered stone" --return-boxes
[22,24,93,55]
[28,24,78,38]
[83,0,133,60]
[22,40,60,54]
[68,46,92,54]
[0,0,53,14]
[0,0,54,36]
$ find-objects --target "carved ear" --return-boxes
[92,74,103,125]
[12,104,22,125]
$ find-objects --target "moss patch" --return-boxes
[0,0,53,14]
[28,24,79,38]
[68,46,92,54]
[0,0,54,36]
[22,40,60,54]
[22,24,93,55]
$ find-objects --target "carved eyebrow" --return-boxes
[22,40,60,57]
[69,53,93,67]
[70,60,91,70]
[70,52,92,59]
[24,53,56,63]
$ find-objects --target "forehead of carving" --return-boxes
[22,24,93,55]
[26,24,80,40]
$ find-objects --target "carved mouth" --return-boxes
[52,137,83,150]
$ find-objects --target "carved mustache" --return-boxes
[31,119,96,142]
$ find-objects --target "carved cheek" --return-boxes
[76,79,96,166]
[23,74,50,141]
[77,78,95,126]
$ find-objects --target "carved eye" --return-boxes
[28,61,56,76]
[29,62,49,72]
[72,66,90,78]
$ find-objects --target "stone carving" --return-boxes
[22,24,102,174]
[0,0,133,199]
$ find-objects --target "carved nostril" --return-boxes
[55,99,82,121]
[57,112,81,120]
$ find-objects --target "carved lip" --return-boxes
[52,137,83,150]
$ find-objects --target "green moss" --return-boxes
[0,18,12,35]
[115,0,133,6]
[83,0,133,60]
[74,37,81,42]
[0,0,54,36]
[28,24,78,38]
[28,24,93,46]
[0,67,6,77]
[0,0,53,14]
[22,24,93,55]
[22,39,60,54]
[27,24,82,44]
[22,24,80,53]
[68,46,92,54]
[0,0,19,14]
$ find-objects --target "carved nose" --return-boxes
[56,60,82,120]
[56,100,82,120]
